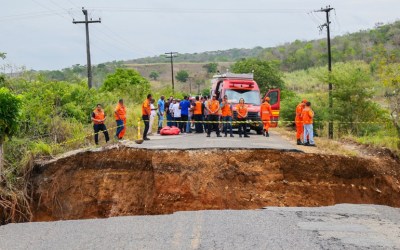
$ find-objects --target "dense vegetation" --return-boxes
[0,67,157,223]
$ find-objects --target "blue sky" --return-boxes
[1,0,399,70]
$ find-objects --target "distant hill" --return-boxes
[126,62,233,89]
[126,21,400,71]
[34,20,400,85]
[126,47,265,64]
[260,21,400,71]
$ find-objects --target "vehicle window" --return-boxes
[267,91,278,105]
[225,90,261,105]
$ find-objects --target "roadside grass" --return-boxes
[346,134,400,156]
[275,126,359,157]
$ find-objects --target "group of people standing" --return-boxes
[295,100,316,146]
[159,94,274,138]
[91,94,157,144]
[91,93,300,145]
[90,99,129,145]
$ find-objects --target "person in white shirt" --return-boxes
[172,99,182,130]
[169,99,176,126]
[148,98,157,136]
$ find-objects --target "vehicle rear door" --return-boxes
[264,89,280,127]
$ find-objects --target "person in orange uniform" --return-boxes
[142,94,152,140]
[192,96,204,133]
[206,94,221,137]
[295,99,307,145]
[220,95,234,137]
[260,96,273,137]
[91,104,109,145]
[236,98,250,138]
[302,101,316,146]
[114,99,127,140]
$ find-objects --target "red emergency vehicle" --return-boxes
[211,73,280,134]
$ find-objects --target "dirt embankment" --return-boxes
[31,147,400,221]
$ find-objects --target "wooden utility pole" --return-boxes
[165,52,178,94]
[187,76,193,95]
[315,6,334,139]
[73,7,101,89]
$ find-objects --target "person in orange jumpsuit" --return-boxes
[236,98,250,138]
[302,101,316,146]
[220,95,234,137]
[295,99,307,145]
[260,96,273,137]
[114,99,127,140]
[91,104,109,145]
[142,94,152,140]
[206,94,221,137]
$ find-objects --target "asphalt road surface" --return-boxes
[127,130,300,151]
[1,204,399,249]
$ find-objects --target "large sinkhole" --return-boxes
[31,147,400,221]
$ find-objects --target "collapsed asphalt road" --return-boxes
[130,130,300,151]
[1,204,399,249]
[2,131,399,249]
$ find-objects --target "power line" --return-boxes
[333,9,341,33]
[90,25,140,57]
[64,0,80,9]
[99,23,155,58]
[31,0,71,21]
[0,11,64,21]
[89,7,308,14]
[88,30,125,60]
[73,7,101,89]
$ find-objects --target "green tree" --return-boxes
[318,62,386,136]
[230,58,285,91]
[0,52,5,87]
[203,62,218,73]
[202,88,211,97]
[379,63,400,148]
[102,68,148,91]
[0,88,22,175]
[149,71,160,80]
[175,70,189,83]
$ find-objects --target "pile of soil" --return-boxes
[31,147,400,221]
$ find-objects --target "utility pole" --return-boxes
[73,7,101,89]
[165,52,178,94]
[315,5,334,139]
[187,76,193,95]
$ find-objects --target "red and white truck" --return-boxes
[210,73,280,134]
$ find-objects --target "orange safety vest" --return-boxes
[236,104,248,118]
[194,101,202,115]
[208,100,220,114]
[114,103,126,120]
[260,102,272,121]
[295,103,305,122]
[93,109,105,124]
[302,107,314,124]
[221,102,232,117]
[142,99,151,116]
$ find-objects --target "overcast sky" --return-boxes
[1,0,399,70]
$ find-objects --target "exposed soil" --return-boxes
[31,147,400,221]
